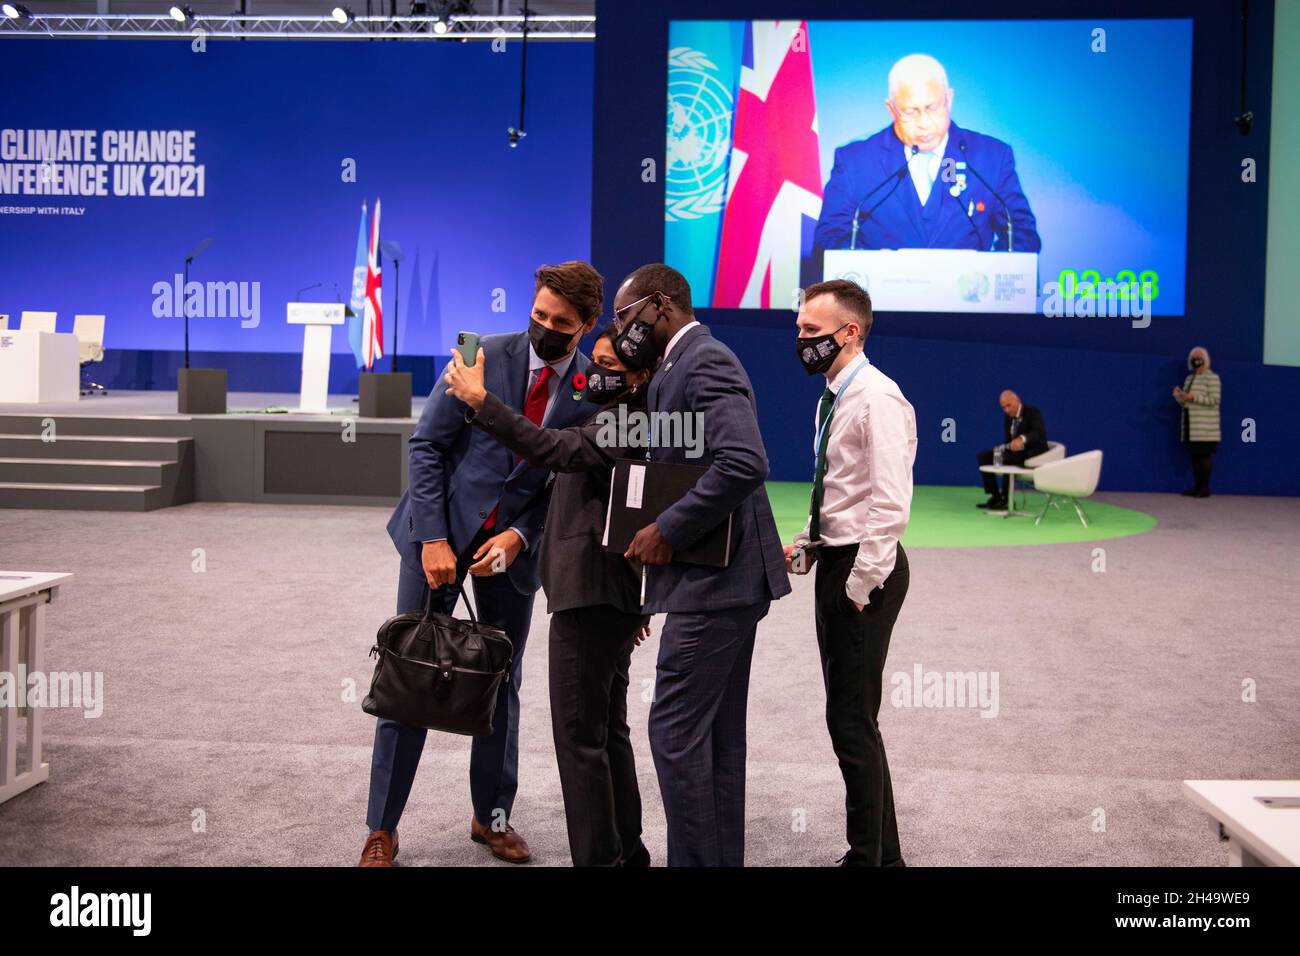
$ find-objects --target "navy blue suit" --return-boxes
[368,330,597,834]
[644,323,791,866]
[813,122,1041,253]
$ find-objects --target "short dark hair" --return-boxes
[534,261,604,326]
[803,279,873,341]
[622,263,693,315]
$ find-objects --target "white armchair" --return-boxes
[72,314,108,396]
[1024,441,1066,467]
[1032,451,1103,527]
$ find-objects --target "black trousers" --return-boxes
[814,543,910,866]
[549,603,647,867]
[976,448,1028,496]
[1187,441,1217,493]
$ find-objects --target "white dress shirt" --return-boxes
[794,352,917,606]
[663,319,701,362]
[527,341,577,423]
[904,132,948,206]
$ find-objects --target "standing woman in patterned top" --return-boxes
[1173,346,1221,498]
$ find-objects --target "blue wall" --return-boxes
[592,0,1300,494]
[1,39,592,388]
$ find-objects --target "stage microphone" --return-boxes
[331,281,342,303]
[850,145,916,250]
[958,140,1016,252]
[295,282,323,301]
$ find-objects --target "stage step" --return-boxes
[0,481,171,512]
[0,433,191,461]
[0,434,194,511]
[0,414,195,438]
[0,457,179,486]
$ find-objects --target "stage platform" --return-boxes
[0,390,418,511]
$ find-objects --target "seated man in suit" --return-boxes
[976,389,1049,510]
[616,263,792,867]
[813,53,1040,254]
[360,261,602,867]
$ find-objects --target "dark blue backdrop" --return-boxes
[592,0,1300,495]
[1,39,593,394]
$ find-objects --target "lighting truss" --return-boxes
[0,13,595,41]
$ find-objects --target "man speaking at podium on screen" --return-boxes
[813,54,1041,254]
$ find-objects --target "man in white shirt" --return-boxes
[787,279,917,866]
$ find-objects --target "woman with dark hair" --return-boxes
[442,321,654,867]
[1173,346,1221,498]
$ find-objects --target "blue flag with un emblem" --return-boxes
[665,21,744,307]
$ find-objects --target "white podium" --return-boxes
[0,570,73,806]
[824,249,1039,313]
[287,302,345,414]
[0,330,80,403]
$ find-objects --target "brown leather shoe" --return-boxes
[470,817,532,863]
[359,830,396,867]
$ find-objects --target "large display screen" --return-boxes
[665,19,1192,316]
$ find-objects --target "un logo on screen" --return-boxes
[666,47,733,222]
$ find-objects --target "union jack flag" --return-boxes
[362,198,384,369]
[712,21,823,309]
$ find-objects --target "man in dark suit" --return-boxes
[813,54,1040,254]
[617,263,791,867]
[976,389,1049,510]
[360,261,602,867]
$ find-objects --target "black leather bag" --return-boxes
[362,588,513,737]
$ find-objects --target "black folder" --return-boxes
[601,458,735,568]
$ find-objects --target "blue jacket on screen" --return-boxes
[813,121,1041,253]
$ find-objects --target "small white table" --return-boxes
[0,571,73,805]
[1184,779,1300,866]
[978,464,1036,517]
[0,330,80,403]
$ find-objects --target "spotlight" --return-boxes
[169,5,194,23]
[432,17,448,35]
[507,127,526,148]
[332,6,354,24]
[409,0,429,14]
[1234,111,1254,136]
[2,2,33,18]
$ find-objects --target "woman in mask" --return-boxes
[442,320,654,867]
[1173,346,1221,497]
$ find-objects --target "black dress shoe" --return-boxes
[976,497,1000,509]
[1195,490,1211,498]
[621,843,651,867]
[1181,489,1198,497]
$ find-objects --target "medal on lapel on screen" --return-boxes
[796,322,849,376]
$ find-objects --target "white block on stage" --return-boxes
[824,249,1039,313]
[0,330,81,403]
[287,302,345,414]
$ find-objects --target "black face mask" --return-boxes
[796,323,848,376]
[1190,356,1205,369]
[529,317,577,363]
[585,368,632,404]
[612,312,665,370]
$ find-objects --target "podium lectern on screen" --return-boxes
[287,302,345,413]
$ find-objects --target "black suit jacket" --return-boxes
[1005,403,1048,458]
[470,390,643,616]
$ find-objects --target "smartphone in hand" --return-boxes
[456,331,480,366]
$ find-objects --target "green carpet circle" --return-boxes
[767,482,1157,548]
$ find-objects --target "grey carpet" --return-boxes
[1,491,1296,866]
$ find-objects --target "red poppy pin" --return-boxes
[571,371,586,400]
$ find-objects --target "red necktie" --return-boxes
[483,365,554,531]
